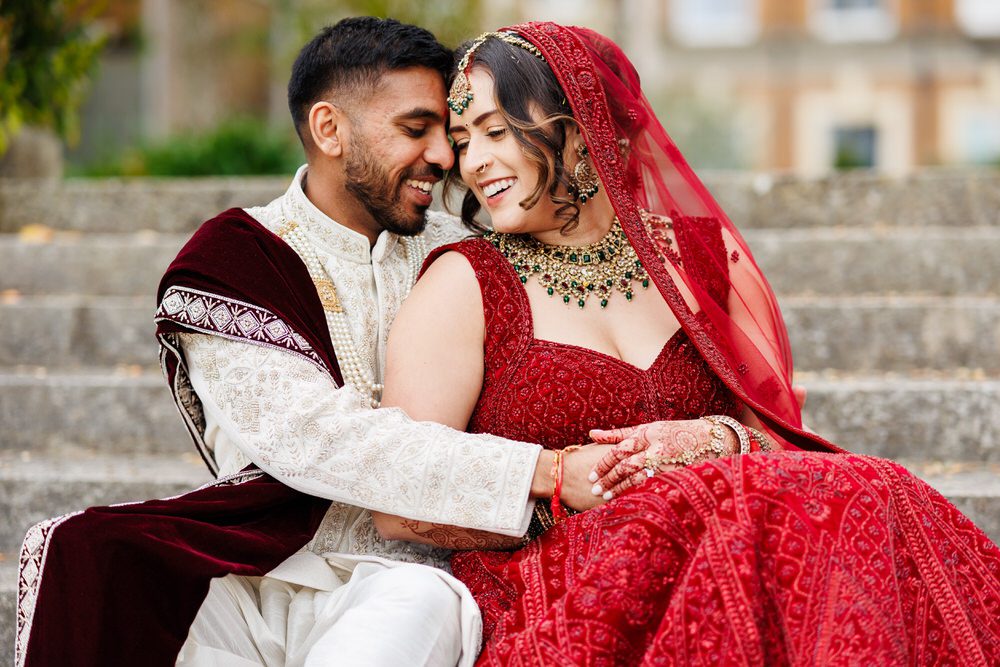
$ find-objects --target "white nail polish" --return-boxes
[603,491,613,501]
[588,471,598,483]
[591,484,602,495]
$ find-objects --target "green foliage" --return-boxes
[0,0,107,154]
[74,118,304,177]
[273,0,485,50]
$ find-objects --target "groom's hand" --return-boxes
[560,444,615,512]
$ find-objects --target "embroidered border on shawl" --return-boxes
[14,469,265,667]
[159,333,217,474]
[156,285,328,372]
[16,512,80,667]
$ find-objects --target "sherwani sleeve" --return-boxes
[178,332,540,536]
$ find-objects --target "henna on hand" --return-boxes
[395,519,523,550]
[591,419,739,499]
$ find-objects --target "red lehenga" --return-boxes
[441,237,1000,666]
[440,22,1000,666]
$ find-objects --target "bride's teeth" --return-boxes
[405,179,433,193]
[484,178,515,197]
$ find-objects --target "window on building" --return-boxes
[669,0,759,47]
[811,0,897,42]
[956,0,1000,37]
[959,110,1000,164]
[833,126,878,169]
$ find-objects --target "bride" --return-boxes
[374,22,1000,665]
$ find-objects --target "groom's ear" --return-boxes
[308,101,346,158]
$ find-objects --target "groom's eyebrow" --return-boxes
[395,107,445,122]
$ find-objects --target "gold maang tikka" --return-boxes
[448,32,546,115]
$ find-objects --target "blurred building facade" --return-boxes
[78,0,1000,174]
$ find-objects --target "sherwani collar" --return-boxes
[282,165,400,266]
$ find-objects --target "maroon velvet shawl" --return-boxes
[18,209,336,666]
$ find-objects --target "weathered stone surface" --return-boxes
[0,296,157,367]
[799,376,1000,462]
[0,371,190,455]
[704,169,1000,229]
[4,295,999,372]
[782,296,1000,373]
[744,227,1000,296]
[0,177,285,233]
[0,565,13,666]
[0,233,185,296]
[4,228,999,296]
[0,452,210,555]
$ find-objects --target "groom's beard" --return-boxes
[344,132,440,237]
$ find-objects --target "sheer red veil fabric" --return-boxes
[510,22,841,454]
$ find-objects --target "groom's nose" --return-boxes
[424,127,454,171]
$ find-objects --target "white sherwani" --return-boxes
[174,167,541,666]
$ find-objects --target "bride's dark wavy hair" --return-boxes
[444,36,582,234]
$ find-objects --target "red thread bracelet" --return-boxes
[551,450,566,522]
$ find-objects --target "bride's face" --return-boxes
[448,68,566,236]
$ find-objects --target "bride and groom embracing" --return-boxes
[17,16,1000,667]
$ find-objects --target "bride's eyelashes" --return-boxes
[452,126,510,157]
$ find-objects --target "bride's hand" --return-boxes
[587,419,739,499]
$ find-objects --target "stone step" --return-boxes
[705,169,1000,230]
[2,170,998,234]
[745,227,1000,297]
[0,369,998,462]
[780,296,1000,374]
[797,373,1000,463]
[0,451,211,564]
[0,564,13,664]
[0,370,191,456]
[3,227,999,297]
[2,295,999,373]
[0,296,157,368]
[0,177,286,234]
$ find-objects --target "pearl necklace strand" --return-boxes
[277,212,425,408]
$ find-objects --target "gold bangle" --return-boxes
[746,426,775,452]
[703,415,750,455]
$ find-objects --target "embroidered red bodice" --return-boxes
[450,236,739,449]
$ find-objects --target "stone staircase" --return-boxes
[1,170,999,656]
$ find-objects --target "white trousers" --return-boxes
[176,552,481,667]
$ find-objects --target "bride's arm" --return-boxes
[374,251,552,548]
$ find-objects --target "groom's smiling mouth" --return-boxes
[404,178,435,204]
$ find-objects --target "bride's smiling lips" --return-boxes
[478,176,518,207]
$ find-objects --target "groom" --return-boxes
[16,16,608,667]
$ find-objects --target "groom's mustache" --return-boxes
[403,166,444,182]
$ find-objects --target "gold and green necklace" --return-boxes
[487,218,650,308]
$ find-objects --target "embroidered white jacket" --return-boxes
[173,167,540,569]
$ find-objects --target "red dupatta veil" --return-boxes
[507,22,842,453]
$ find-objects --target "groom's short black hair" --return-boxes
[288,17,451,142]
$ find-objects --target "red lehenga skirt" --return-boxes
[453,452,1000,666]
